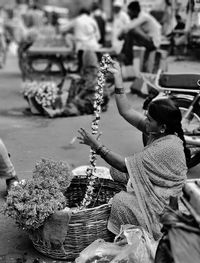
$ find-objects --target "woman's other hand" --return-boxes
[77,128,100,150]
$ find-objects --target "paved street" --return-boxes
[0,52,199,262]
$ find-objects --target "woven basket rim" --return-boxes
[54,176,117,215]
[55,202,112,216]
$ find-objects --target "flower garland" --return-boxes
[80,54,112,209]
[22,80,58,108]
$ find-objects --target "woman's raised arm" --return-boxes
[107,59,145,131]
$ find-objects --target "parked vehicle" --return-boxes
[143,71,200,168]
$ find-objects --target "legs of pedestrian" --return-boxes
[120,27,156,66]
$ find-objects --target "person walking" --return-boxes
[91,2,107,47]
[60,8,100,72]
[111,0,130,54]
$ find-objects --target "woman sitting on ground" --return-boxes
[77,59,189,240]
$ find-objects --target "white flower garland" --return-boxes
[80,54,112,209]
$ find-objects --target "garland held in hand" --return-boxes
[80,54,112,209]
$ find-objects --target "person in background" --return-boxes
[60,8,100,72]
[91,2,107,47]
[152,0,177,37]
[0,6,7,67]
[22,4,44,29]
[174,14,185,30]
[0,138,18,194]
[111,0,130,55]
[119,1,162,69]
[77,59,188,240]
[43,50,110,118]
[170,14,187,57]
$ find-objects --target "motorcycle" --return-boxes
[142,70,200,169]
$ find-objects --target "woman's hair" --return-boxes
[148,98,190,162]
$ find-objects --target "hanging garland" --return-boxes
[80,54,112,209]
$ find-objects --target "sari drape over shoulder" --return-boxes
[108,135,187,240]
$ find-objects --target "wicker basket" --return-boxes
[29,176,125,260]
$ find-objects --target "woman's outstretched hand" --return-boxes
[77,128,100,150]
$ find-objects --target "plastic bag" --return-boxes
[76,225,158,263]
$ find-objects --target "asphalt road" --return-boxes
[0,53,199,262]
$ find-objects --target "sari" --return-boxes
[107,135,187,240]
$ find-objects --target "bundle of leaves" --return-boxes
[33,158,73,193]
[4,158,74,232]
[4,177,67,232]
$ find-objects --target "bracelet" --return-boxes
[99,146,111,158]
[95,144,111,158]
[115,88,125,94]
[95,144,104,154]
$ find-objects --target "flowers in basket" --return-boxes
[3,158,73,232]
[22,80,58,108]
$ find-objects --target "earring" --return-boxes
[160,129,165,134]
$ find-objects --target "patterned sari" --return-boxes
[107,135,187,240]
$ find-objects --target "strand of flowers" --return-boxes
[80,54,112,210]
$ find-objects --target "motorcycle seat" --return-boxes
[159,73,200,90]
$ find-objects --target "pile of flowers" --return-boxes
[33,158,72,192]
[22,80,58,108]
[3,158,73,231]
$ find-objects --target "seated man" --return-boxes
[119,1,162,71]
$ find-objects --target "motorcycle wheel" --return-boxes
[142,97,200,169]
[174,98,200,169]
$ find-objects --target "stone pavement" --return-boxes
[0,53,200,263]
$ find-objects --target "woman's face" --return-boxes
[145,112,161,134]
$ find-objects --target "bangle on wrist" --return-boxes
[99,145,111,158]
[101,148,111,158]
[95,144,104,154]
[115,88,125,94]
[95,145,111,158]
